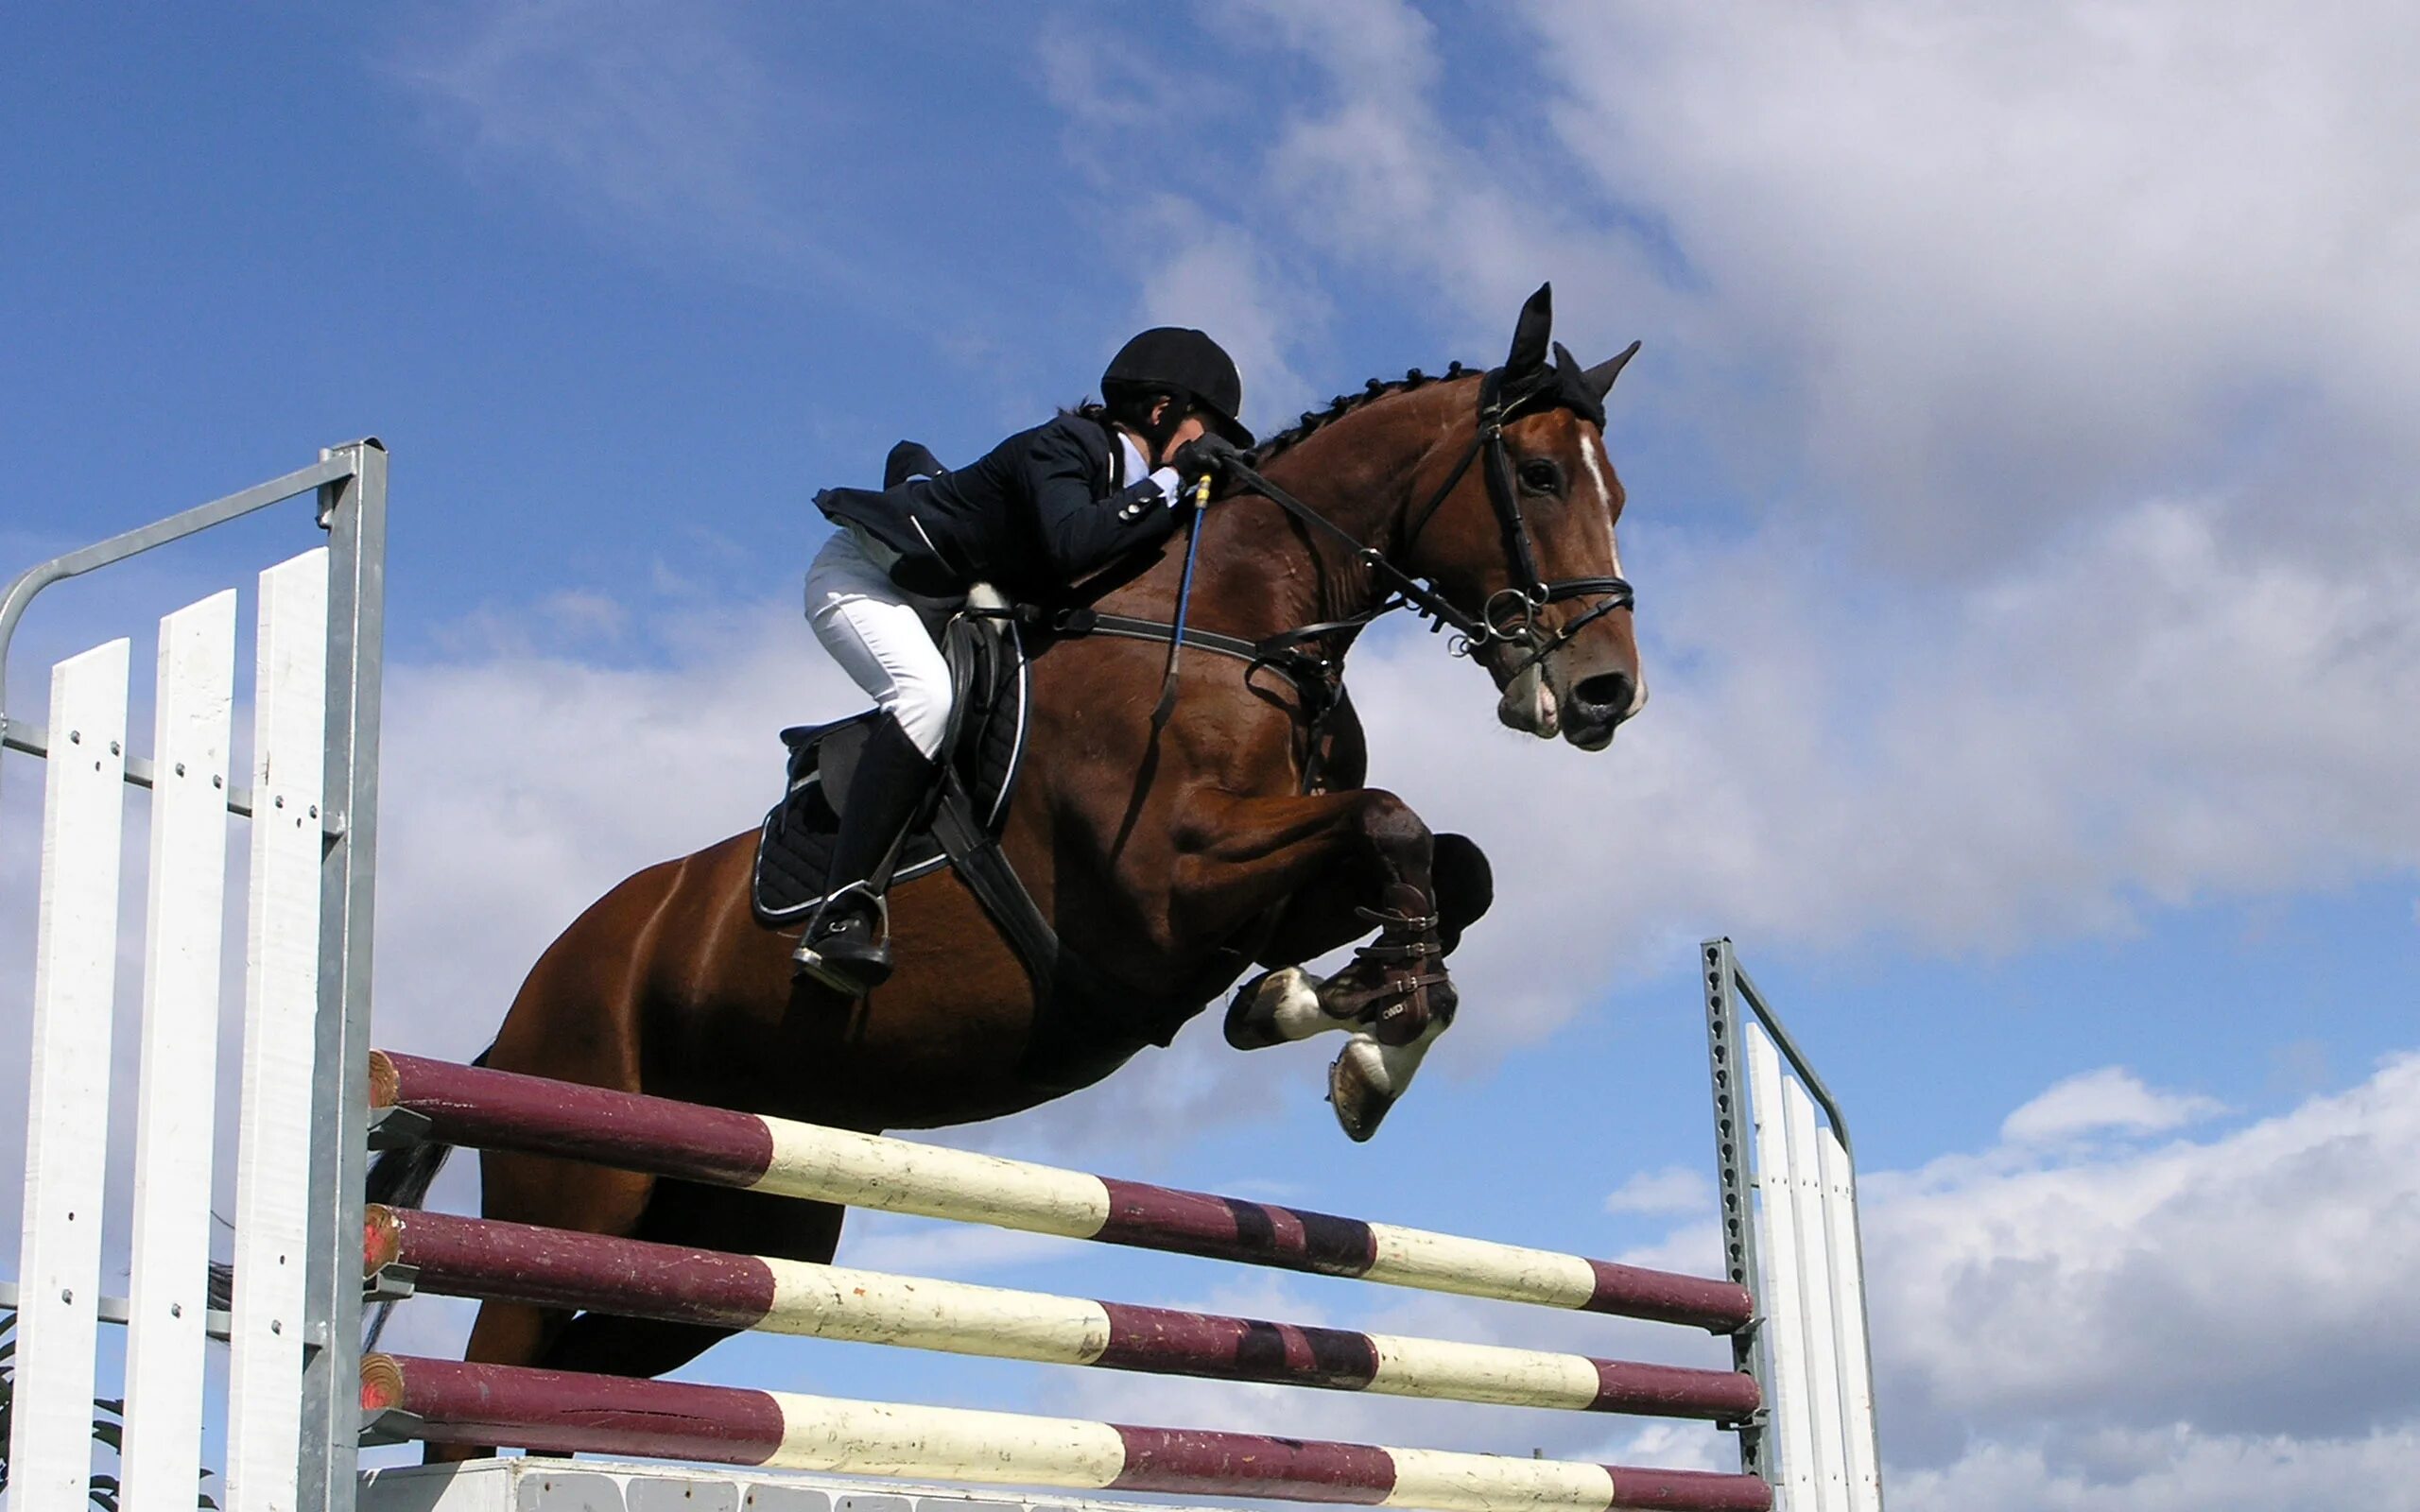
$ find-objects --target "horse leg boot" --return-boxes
[793,713,939,994]
[1225,833,1492,1051]
[1195,789,1456,1141]
[1311,878,1459,1142]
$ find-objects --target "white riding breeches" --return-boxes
[805,527,952,759]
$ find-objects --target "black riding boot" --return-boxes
[792,713,940,995]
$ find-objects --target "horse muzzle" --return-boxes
[1496,659,1641,747]
[1558,668,1640,749]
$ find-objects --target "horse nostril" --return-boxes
[1573,672,1635,718]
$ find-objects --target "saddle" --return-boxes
[752,586,1030,925]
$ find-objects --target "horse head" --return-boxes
[1403,284,1646,750]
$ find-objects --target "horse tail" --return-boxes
[360,1040,493,1349]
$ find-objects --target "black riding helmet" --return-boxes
[1101,327,1254,449]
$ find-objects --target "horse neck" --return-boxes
[1198,391,1461,643]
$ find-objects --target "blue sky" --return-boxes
[5,5,2418,1510]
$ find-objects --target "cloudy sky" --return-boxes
[3,5,2417,1510]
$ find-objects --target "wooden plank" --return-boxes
[9,639,131,1512]
[1782,1080,1848,1512]
[359,1355,1776,1512]
[1817,1129,1881,1512]
[1745,1024,1817,1511]
[369,1052,1752,1332]
[366,1206,1763,1420]
[226,549,329,1512]
[120,592,238,1512]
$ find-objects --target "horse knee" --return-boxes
[1432,833,1494,952]
[1353,789,1433,868]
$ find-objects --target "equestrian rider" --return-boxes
[795,327,1253,994]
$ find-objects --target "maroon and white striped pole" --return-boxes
[366,1206,1759,1421]
[371,1053,1751,1333]
[360,1355,1772,1512]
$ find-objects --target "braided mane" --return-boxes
[1248,362,1481,465]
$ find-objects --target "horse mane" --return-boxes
[1248,362,1480,465]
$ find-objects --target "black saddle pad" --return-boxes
[752,610,1030,924]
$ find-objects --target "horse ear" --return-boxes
[1506,283,1553,373]
[1583,340,1642,402]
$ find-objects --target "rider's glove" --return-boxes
[1172,435,1244,495]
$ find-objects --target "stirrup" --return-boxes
[805,881,888,933]
[792,885,895,993]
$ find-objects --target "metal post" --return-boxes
[298,440,388,1512]
[1703,937,1771,1484]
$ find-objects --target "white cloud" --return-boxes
[1870,1053,2420,1453]
[2001,1067,2225,1146]
[1191,0,1667,365]
[1602,1164,1712,1215]
[1894,1426,2420,1512]
[369,599,831,1064]
[1521,1,2420,564]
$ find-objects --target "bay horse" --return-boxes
[381,284,1649,1444]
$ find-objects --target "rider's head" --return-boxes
[1101,328,1253,465]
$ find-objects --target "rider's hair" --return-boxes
[1097,383,1190,455]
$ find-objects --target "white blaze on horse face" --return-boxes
[1577,429,1625,581]
[1578,427,1647,719]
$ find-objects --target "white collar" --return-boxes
[1115,430,1151,488]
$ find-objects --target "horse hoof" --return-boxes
[1224,968,1326,1049]
[1327,1034,1399,1142]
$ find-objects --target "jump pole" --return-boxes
[370,1052,1751,1333]
[365,1206,1760,1421]
[360,1354,1772,1512]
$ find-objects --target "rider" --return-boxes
[794,327,1254,994]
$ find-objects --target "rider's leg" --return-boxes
[796,529,950,992]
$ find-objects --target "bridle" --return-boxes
[1218,363,1635,678]
[1030,361,1637,787]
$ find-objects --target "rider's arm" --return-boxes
[1024,421,1184,581]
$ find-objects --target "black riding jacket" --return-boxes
[815,413,1181,599]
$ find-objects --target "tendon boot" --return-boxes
[793,713,941,995]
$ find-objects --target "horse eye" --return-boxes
[1518,459,1564,493]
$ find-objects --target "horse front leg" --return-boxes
[1174,792,1483,1141]
[1226,832,1494,1141]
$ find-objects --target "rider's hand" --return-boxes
[1148,466,1185,507]
[1172,435,1243,493]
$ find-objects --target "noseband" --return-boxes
[1221,366,1634,677]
